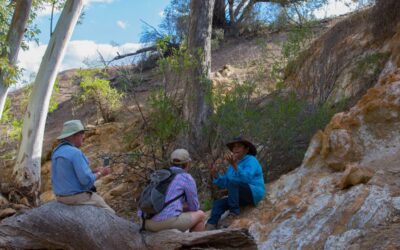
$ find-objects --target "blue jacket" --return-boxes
[213,155,265,205]
[51,142,96,196]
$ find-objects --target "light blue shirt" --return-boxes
[213,155,265,205]
[51,142,96,196]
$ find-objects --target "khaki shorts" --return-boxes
[56,192,115,214]
[145,212,193,232]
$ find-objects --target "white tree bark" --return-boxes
[0,0,33,120]
[13,0,84,205]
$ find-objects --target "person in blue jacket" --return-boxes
[206,137,265,230]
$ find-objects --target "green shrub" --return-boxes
[208,80,343,181]
[1,97,11,123]
[145,90,187,159]
[76,69,123,123]
[19,79,59,114]
[157,37,196,83]
[123,37,194,167]
[211,28,224,51]
[351,52,390,81]
[0,56,20,86]
[209,81,260,144]
[8,118,23,141]
[48,79,60,113]
[0,79,59,144]
[202,198,213,211]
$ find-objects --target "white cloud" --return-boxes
[117,20,127,29]
[37,0,115,17]
[86,0,115,3]
[16,40,143,87]
[37,3,58,17]
[314,0,358,19]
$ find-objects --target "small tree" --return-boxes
[145,90,187,160]
[76,69,123,123]
[0,0,33,120]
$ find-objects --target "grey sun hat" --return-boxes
[170,149,192,165]
[57,120,87,140]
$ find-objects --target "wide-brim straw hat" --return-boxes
[57,120,87,139]
[226,137,257,156]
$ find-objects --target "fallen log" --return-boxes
[0,201,256,249]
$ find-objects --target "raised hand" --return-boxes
[101,167,111,176]
[224,152,238,171]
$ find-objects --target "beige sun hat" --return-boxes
[170,149,192,165]
[57,120,86,139]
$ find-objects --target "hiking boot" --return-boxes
[219,213,239,228]
[205,223,217,230]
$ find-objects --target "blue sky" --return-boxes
[35,0,170,44]
[16,0,171,87]
[15,0,358,87]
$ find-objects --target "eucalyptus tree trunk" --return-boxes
[213,0,226,29]
[183,0,215,154]
[13,0,84,205]
[0,0,32,120]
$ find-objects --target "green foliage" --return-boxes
[48,79,60,113]
[19,79,59,114]
[1,97,11,122]
[267,21,315,88]
[0,93,25,144]
[282,23,314,62]
[0,57,20,86]
[201,198,213,211]
[157,37,195,74]
[262,92,341,161]
[145,90,187,158]
[351,52,390,81]
[156,37,197,97]
[126,38,196,163]
[7,118,23,141]
[76,69,123,123]
[209,80,343,177]
[210,81,260,140]
[211,28,224,51]
[0,0,46,87]
[0,78,59,144]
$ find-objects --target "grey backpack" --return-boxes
[138,168,184,219]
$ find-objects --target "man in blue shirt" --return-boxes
[51,120,114,213]
[206,137,265,229]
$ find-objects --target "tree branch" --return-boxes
[108,45,158,63]
[233,0,249,21]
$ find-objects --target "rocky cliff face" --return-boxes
[236,53,400,249]
[285,1,400,107]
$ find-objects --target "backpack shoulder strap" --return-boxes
[162,192,185,209]
[161,167,186,209]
